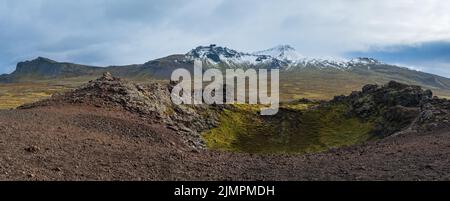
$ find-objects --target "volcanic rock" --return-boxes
[331,81,450,137]
[19,73,223,149]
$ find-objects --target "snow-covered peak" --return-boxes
[186,44,242,62]
[185,44,383,70]
[186,44,273,65]
[254,45,304,62]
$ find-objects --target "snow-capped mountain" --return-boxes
[185,44,275,67]
[253,45,304,63]
[186,44,382,70]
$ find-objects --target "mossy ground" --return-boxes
[203,102,374,154]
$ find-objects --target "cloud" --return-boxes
[348,41,450,77]
[1,0,450,75]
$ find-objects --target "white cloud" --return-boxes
[1,0,450,74]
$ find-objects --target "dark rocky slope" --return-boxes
[20,72,222,149]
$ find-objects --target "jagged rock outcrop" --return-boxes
[19,72,222,149]
[416,97,450,131]
[331,81,450,137]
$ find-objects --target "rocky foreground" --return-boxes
[1,73,450,180]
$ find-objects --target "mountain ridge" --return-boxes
[185,44,384,70]
[0,44,418,78]
[2,44,450,99]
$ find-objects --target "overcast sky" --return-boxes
[1,0,450,76]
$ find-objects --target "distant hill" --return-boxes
[2,44,450,99]
[10,57,105,79]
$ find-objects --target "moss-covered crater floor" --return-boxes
[202,102,375,154]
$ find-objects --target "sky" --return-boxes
[1,0,450,76]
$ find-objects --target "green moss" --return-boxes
[203,108,257,151]
[202,103,374,154]
[307,105,373,149]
